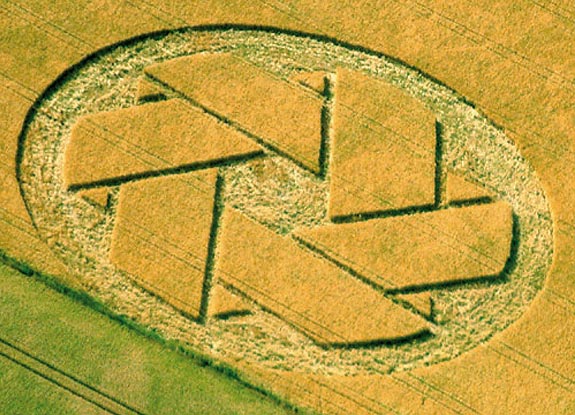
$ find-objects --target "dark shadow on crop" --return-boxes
[68,152,264,192]
[319,329,433,350]
[331,204,436,224]
[213,310,252,320]
[198,173,226,323]
[385,212,520,295]
[434,121,446,208]
[137,92,167,104]
[317,74,334,180]
[449,196,494,208]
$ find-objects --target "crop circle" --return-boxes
[19,28,553,375]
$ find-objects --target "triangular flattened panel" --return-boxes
[208,285,252,319]
[329,68,437,219]
[77,187,110,208]
[109,170,218,319]
[136,77,167,103]
[215,207,429,346]
[295,201,513,291]
[145,54,324,173]
[64,99,263,189]
[290,71,328,95]
[447,172,494,204]
[394,292,432,318]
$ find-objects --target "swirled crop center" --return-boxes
[19,28,553,375]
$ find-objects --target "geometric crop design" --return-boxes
[65,54,514,347]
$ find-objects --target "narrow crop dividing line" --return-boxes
[406,0,575,88]
[124,0,184,29]
[257,0,328,34]
[404,372,481,415]
[492,340,575,390]
[546,288,575,312]
[0,215,35,239]
[0,337,146,415]
[3,2,93,50]
[111,223,207,318]
[256,369,395,415]
[217,277,350,345]
[293,235,397,291]
[307,375,403,415]
[487,344,573,394]
[386,374,468,415]
[528,0,575,27]
[0,71,40,99]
